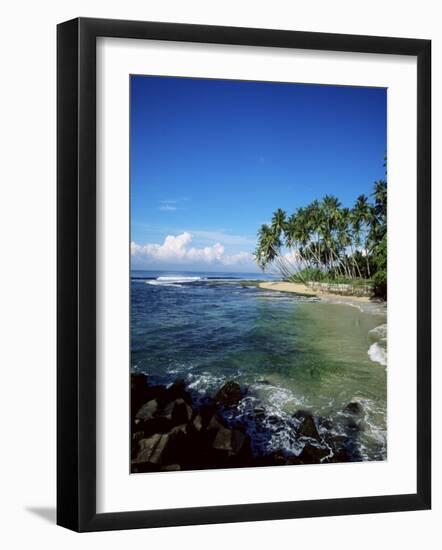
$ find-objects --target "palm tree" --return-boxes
[320,195,340,276]
[353,194,372,277]
[271,208,287,238]
[284,213,298,249]
[336,208,353,278]
[369,179,387,276]
[373,180,387,224]
[254,224,280,269]
[349,208,363,278]
[254,159,386,293]
[284,209,313,273]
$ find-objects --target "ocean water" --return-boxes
[131,270,387,461]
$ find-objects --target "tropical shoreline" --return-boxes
[131,373,372,472]
[258,280,376,304]
[131,271,388,463]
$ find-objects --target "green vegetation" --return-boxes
[290,269,373,287]
[254,161,387,299]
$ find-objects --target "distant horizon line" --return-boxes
[130,268,264,273]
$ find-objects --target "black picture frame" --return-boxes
[57,17,431,532]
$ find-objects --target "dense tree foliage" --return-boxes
[254,165,387,299]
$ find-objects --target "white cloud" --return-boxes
[222,251,253,266]
[158,205,177,211]
[131,232,254,267]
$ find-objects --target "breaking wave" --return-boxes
[368,323,387,366]
[145,276,203,287]
[368,343,387,366]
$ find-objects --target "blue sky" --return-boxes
[130,75,386,272]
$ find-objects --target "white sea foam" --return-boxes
[145,276,203,287]
[250,382,302,410]
[227,382,309,455]
[368,342,387,366]
[145,280,183,287]
[367,323,387,367]
[330,299,364,312]
[350,396,387,459]
[157,276,202,282]
[186,372,227,394]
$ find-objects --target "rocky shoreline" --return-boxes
[131,373,365,473]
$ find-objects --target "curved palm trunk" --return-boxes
[364,241,371,278]
[329,245,350,279]
[350,245,363,279]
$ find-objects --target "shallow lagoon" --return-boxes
[131,271,387,461]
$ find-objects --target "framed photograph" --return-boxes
[57,17,431,532]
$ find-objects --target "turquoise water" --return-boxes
[131,270,387,461]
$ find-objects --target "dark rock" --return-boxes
[293,409,311,420]
[132,381,169,411]
[196,403,218,428]
[135,399,158,421]
[131,376,360,472]
[131,373,173,410]
[131,462,160,474]
[329,447,350,463]
[318,417,333,431]
[269,449,287,465]
[167,379,192,405]
[147,384,170,407]
[167,423,216,468]
[133,433,169,465]
[294,411,320,440]
[344,402,362,415]
[131,430,145,459]
[298,443,330,464]
[207,414,227,433]
[162,398,193,425]
[197,414,226,449]
[133,424,190,468]
[215,381,242,407]
[299,415,320,440]
[132,430,144,442]
[330,431,362,462]
[131,373,150,415]
[285,455,303,466]
[131,373,148,394]
[212,426,246,455]
[161,464,181,471]
[161,424,189,464]
[326,435,351,463]
[137,416,174,438]
[187,414,227,459]
[346,418,361,433]
[133,396,180,436]
[212,426,234,452]
[192,413,203,432]
[253,406,266,417]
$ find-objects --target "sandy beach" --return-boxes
[259,281,317,296]
[258,281,372,303]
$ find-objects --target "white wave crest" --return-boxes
[145,280,182,287]
[368,342,387,366]
[145,275,203,287]
[157,276,202,282]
